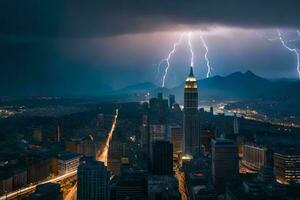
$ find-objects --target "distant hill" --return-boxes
[110,71,300,102]
[170,71,278,101]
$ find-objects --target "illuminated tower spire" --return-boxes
[189,66,194,76]
[183,66,200,158]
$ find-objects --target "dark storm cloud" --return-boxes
[1,0,300,38]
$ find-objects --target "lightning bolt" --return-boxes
[277,30,300,79]
[160,34,184,87]
[188,32,194,67]
[200,34,212,78]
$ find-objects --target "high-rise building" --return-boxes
[65,135,96,158]
[148,175,181,200]
[151,140,173,175]
[242,144,267,171]
[57,152,81,175]
[111,169,147,200]
[274,149,300,184]
[169,94,175,109]
[0,173,12,195]
[77,160,109,200]
[233,113,239,134]
[24,183,62,200]
[150,124,166,141]
[141,114,150,156]
[211,138,238,192]
[183,67,200,157]
[107,140,123,175]
[170,126,182,155]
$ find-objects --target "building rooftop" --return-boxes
[57,152,81,161]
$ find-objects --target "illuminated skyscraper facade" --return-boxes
[183,67,200,157]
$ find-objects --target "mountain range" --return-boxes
[113,71,300,102]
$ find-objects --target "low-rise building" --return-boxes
[57,152,81,175]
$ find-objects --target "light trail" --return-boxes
[63,109,119,200]
[174,161,188,200]
[200,34,212,78]
[0,109,119,200]
[0,171,77,200]
[160,34,184,88]
[188,32,194,67]
[97,109,118,166]
[277,30,300,79]
[64,183,77,200]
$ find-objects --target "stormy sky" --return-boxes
[1,0,300,95]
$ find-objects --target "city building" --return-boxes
[141,114,150,158]
[0,173,12,195]
[65,135,96,158]
[233,113,239,134]
[107,140,123,175]
[183,67,200,157]
[27,156,51,183]
[151,140,173,175]
[11,166,27,189]
[211,138,238,192]
[191,185,217,200]
[112,169,147,200]
[274,149,300,184]
[200,129,214,155]
[170,126,182,155]
[148,175,180,200]
[57,152,81,175]
[242,144,267,171]
[24,183,62,200]
[149,93,168,122]
[77,160,109,200]
[169,94,175,109]
[150,124,167,141]
[186,170,217,200]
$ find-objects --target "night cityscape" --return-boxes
[1,1,300,200]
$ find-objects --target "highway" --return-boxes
[0,109,119,200]
[97,109,118,165]
[174,161,188,200]
[65,108,119,200]
[0,170,77,200]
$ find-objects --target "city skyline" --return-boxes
[1,1,300,200]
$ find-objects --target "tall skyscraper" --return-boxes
[77,160,110,200]
[151,140,173,175]
[170,126,182,155]
[183,67,200,157]
[169,94,175,108]
[211,138,238,192]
